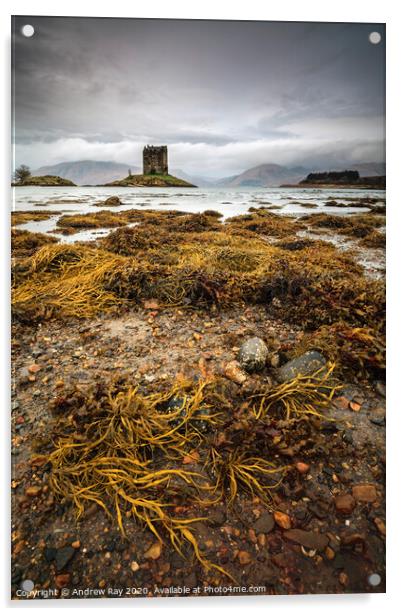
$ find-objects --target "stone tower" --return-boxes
[143,145,168,175]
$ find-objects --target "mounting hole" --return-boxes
[368,573,381,586]
[21,579,34,591]
[21,24,35,38]
[369,32,381,45]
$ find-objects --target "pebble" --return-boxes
[237,550,252,565]
[253,511,275,534]
[352,484,377,503]
[55,546,76,571]
[375,381,386,397]
[295,462,310,474]
[334,494,356,515]
[55,573,70,588]
[374,517,386,536]
[25,486,42,497]
[224,360,247,385]
[130,561,140,572]
[283,529,329,551]
[270,353,280,368]
[144,541,162,560]
[273,511,292,529]
[238,337,268,372]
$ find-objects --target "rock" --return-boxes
[55,573,70,588]
[144,541,162,560]
[208,508,226,527]
[44,547,57,562]
[369,407,386,427]
[71,540,80,549]
[104,196,122,206]
[283,529,329,551]
[295,462,310,474]
[374,517,386,536]
[273,510,292,529]
[270,354,280,368]
[55,546,76,571]
[253,511,275,534]
[224,360,247,385]
[375,381,386,397]
[144,300,160,311]
[352,484,377,503]
[25,486,42,497]
[238,337,268,372]
[18,367,31,386]
[238,550,252,565]
[334,494,356,515]
[277,351,327,383]
[130,561,140,572]
[28,363,41,373]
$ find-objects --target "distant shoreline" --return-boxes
[280,183,386,190]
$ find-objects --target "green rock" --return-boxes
[277,351,327,383]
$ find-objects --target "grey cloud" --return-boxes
[12,17,385,174]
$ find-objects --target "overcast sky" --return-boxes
[12,17,385,177]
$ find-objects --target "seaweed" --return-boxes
[290,323,385,381]
[359,230,386,249]
[11,210,54,225]
[11,229,58,257]
[47,377,274,580]
[12,229,384,341]
[250,364,340,421]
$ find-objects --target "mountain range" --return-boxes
[33,160,385,187]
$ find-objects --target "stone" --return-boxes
[18,367,31,385]
[44,547,57,562]
[238,337,268,373]
[253,511,275,534]
[238,550,252,565]
[334,494,356,515]
[352,484,377,503]
[208,508,226,527]
[295,462,310,474]
[270,354,280,368]
[273,511,292,529]
[55,573,70,588]
[55,546,76,571]
[224,360,247,385]
[104,196,122,206]
[144,542,162,560]
[130,561,140,572]
[374,517,386,536]
[277,351,327,383]
[283,529,329,551]
[375,381,386,397]
[25,486,42,497]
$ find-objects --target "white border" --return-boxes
[1,1,401,614]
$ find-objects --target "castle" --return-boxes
[143,145,168,175]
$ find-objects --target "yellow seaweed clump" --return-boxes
[48,378,231,578]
